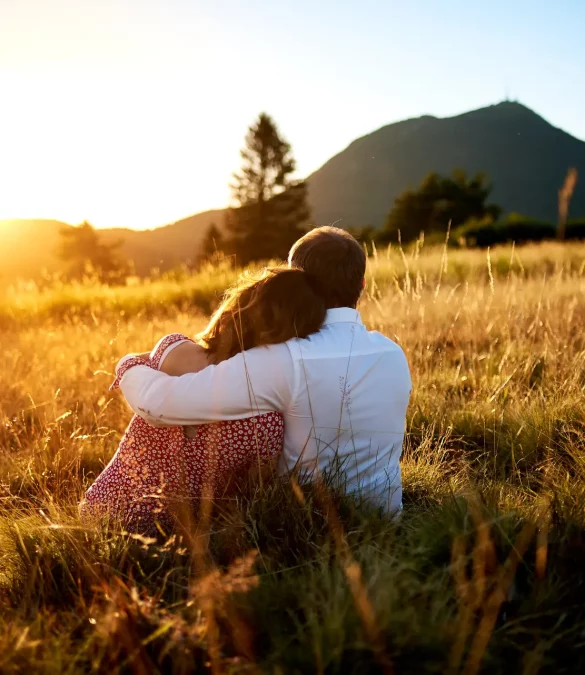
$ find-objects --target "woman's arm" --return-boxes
[150,335,211,438]
[111,335,210,431]
[147,333,209,375]
[158,342,211,376]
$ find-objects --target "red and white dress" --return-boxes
[81,334,284,534]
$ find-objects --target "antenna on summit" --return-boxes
[504,86,510,102]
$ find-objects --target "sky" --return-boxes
[0,0,584,230]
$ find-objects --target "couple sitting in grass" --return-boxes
[81,227,412,534]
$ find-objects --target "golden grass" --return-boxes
[3,241,585,672]
[4,240,585,326]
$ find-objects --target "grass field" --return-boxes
[2,241,585,673]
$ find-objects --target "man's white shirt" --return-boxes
[118,308,411,514]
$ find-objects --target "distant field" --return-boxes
[3,241,585,327]
[2,241,585,673]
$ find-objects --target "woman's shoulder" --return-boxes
[150,333,195,370]
[157,340,210,376]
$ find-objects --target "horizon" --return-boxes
[2,99,576,232]
[1,0,584,230]
[1,99,581,232]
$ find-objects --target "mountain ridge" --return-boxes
[2,101,585,284]
[0,210,223,285]
[306,101,585,227]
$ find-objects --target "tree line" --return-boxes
[58,115,582,282]
[349,166,581,249]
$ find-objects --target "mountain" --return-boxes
[306,102,585,227]
[0,211,223,287]
[3,102,585,286]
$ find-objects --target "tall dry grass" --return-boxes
[2,241,585,673]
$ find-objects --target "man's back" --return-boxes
[282,308,411,514]
[118,306,411,513]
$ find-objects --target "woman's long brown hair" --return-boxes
[197,267,326,364]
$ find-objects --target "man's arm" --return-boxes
[117,343,295,426]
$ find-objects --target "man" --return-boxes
[117,227,411,514]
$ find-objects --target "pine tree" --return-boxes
[225,113,310,263]
[201,223,222,257]
[58,221,128,283]
[196,222,225,266]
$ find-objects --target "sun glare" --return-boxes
[0,3,237,230]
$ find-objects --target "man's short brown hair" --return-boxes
[288,226,366,309]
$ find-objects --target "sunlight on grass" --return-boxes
[2,241,585,672]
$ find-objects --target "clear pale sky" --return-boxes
[1,0,583,230]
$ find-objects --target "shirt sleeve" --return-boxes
[117,342,296,426]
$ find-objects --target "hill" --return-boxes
[98,210,224,275]
[0,211,223,286]
[306,102,585,227]
[3,102,585,285]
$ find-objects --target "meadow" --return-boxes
[2,241,585,673]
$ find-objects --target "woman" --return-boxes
[81,267,325,534]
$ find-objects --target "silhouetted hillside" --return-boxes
[98,210,224,274]
[3,102,585,286]
[307,102,585,227]
[0,211,224,286]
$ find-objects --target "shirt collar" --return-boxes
[323,308,364,326]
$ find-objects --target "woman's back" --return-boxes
[82,268,326,534]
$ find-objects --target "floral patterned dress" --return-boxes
[81,334,284,533]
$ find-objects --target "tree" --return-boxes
[201,223,223,257]
[196,222,225,266]
[58,221,128,283]
[378,170,502,244]
[225,113,310,263]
